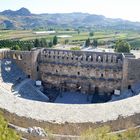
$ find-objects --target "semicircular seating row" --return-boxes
[0,59,49,102]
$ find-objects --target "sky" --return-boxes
[0,0,140,22]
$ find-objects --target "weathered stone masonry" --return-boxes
[0,48,140,94]
[40,49,123,94]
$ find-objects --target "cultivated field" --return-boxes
[1,30,140,49]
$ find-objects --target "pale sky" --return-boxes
[0,0,140,22]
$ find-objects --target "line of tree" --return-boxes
[0,40,33,50]
[34,36,58,48]
[0,36,58,51]
[85,38,98,48]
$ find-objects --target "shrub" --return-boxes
[0,113,20,140]
[70,46,81,50]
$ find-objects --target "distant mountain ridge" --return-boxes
[0,7,140,30]
[1,8,31,16]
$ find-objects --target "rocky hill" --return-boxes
[0,7,140,30]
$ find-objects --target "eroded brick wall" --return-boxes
[2,48,139,94]
[0,49,41,80]
[39,49,123,94]
[126,58,140,87]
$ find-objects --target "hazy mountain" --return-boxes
[1,7,31,17]
[0,7,140,30]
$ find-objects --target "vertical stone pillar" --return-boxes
[121,58,129,90]
[93,54,97,63]
[103,55,107,63]
[108,55,112,63]
[113,55,117,63]
[30,49,42,80]
[83,54,87,63]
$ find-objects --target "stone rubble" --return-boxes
[27,127,47,136]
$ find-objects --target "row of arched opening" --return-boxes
[43,53,122,64]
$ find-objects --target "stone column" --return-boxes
[93,54,97,63]
[108,55,112,63]
[103,55,107,63]
[113,55,117,63]
[121,58,129,90]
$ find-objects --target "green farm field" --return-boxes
[1,30,140,49]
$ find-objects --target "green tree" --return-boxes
[34,39,40,48]
[27,44,32,51]
[93,39,98,48]
[48,41,53,48]
[89,32,94,36]
[115,40,131,53]
[40,38,47,48]
[53,36,58,45]
[77,29,80,34]
[11,45,20,50]
[85,38,90,47]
